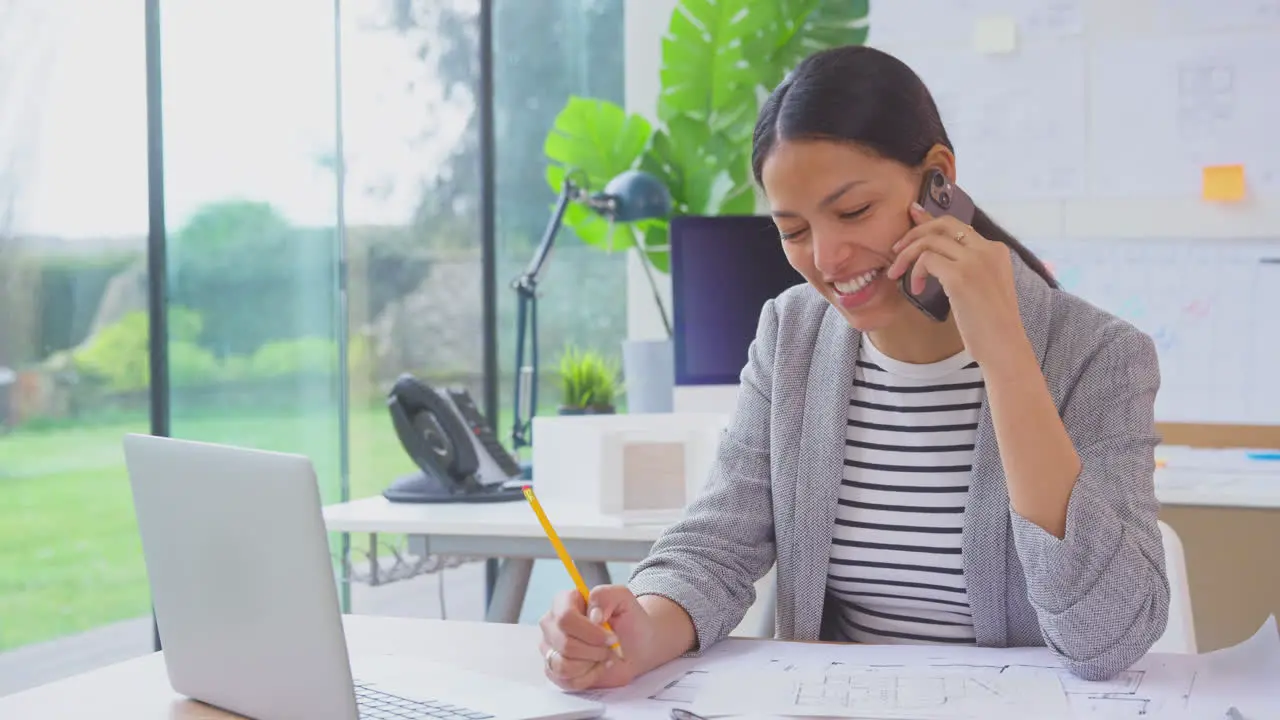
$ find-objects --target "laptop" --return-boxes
[122,433,605,720]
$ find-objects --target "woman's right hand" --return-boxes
[538,584,654,691]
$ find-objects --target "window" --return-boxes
[340,0,490,617]
[0,0,623,689]
[0,0,152,693]
[492,0,628,452]
[160,0,345,497]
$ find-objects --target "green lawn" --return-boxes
[0,403,512,652]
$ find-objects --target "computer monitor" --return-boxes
[669,215,805,413]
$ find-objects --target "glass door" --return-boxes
[0,0,154,694]
[157,0,347,521]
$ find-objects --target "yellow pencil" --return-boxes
[522,485,625,660]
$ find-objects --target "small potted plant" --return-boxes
[556,345,619,415]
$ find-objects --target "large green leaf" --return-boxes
[746,0,870,92]
[640,117,751,218]
[657,0,762,134]
[543,96,653,249]
[536,0,872,279]
[544,96,653,190]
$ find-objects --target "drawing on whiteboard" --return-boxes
[1158,0,1280,31]
[1183,299,1213,319]
[1088,33,1280,198]
[1151,326,1178,352]
[1176,59,1236,140]
[1022,0,1083,35]
[885,38,1088,201]
[1023,236,1280,425]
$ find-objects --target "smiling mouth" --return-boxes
[831,267,885,295]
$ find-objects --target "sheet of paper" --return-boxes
[581,617,1280,720]
[972,16,1017,54]
[1088,34,1280,198]
[1183,615,1280,717]
[1025,236,1280,425]
[692,664,1071,719]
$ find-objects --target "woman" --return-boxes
[538,45,1168,688]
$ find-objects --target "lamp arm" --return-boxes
[519,178,577,288]
[511,178,578,452]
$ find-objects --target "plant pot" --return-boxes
[621,338,673,414]
[557,404,616,416]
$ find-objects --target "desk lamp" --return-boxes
[509,169,672,472]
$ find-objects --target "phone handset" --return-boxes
[388,374,480,484]
[384,374,525,504]
[898,167,977,322]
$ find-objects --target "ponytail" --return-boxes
[971,206,1058,289]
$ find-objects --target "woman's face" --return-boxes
[760,138,952,332]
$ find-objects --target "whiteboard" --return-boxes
[855,0,1280,426]
[1024,237,1280,425]
[866,0,1280,203]
[1087,32,1280,198]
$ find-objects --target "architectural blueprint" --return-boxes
[580,616,1279,719]
[693,663,1071,718]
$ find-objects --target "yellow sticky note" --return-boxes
[973,16,1017,54]
[1202,164,1246,202]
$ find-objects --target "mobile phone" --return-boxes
[899,168,977,322]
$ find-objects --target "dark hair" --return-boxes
[751,45,1058,289]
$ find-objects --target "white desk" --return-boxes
[1153,446,1280,510]
[322,464,1280,628]
[0,615,669,719]
[323,497,667,623]
[1155,468,1280,508]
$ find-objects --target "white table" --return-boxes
[0,615,672,719]
[1155,469,1280,508]
[323,497,668,623]
[322,462,1280,628]
[1153,453,1280,509]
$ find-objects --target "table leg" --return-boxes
[578,561,612,589]
[485,558,498,607]
[485,558,534,623]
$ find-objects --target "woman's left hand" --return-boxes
[886,202,1027,368]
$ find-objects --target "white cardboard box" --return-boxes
[530,413,730,523]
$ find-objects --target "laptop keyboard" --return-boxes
[355,682,495,720]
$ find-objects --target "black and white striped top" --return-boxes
[826,337,984,645]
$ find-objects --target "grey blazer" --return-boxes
[628,253,1170,681]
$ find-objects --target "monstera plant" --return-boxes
[543,1,870,288]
